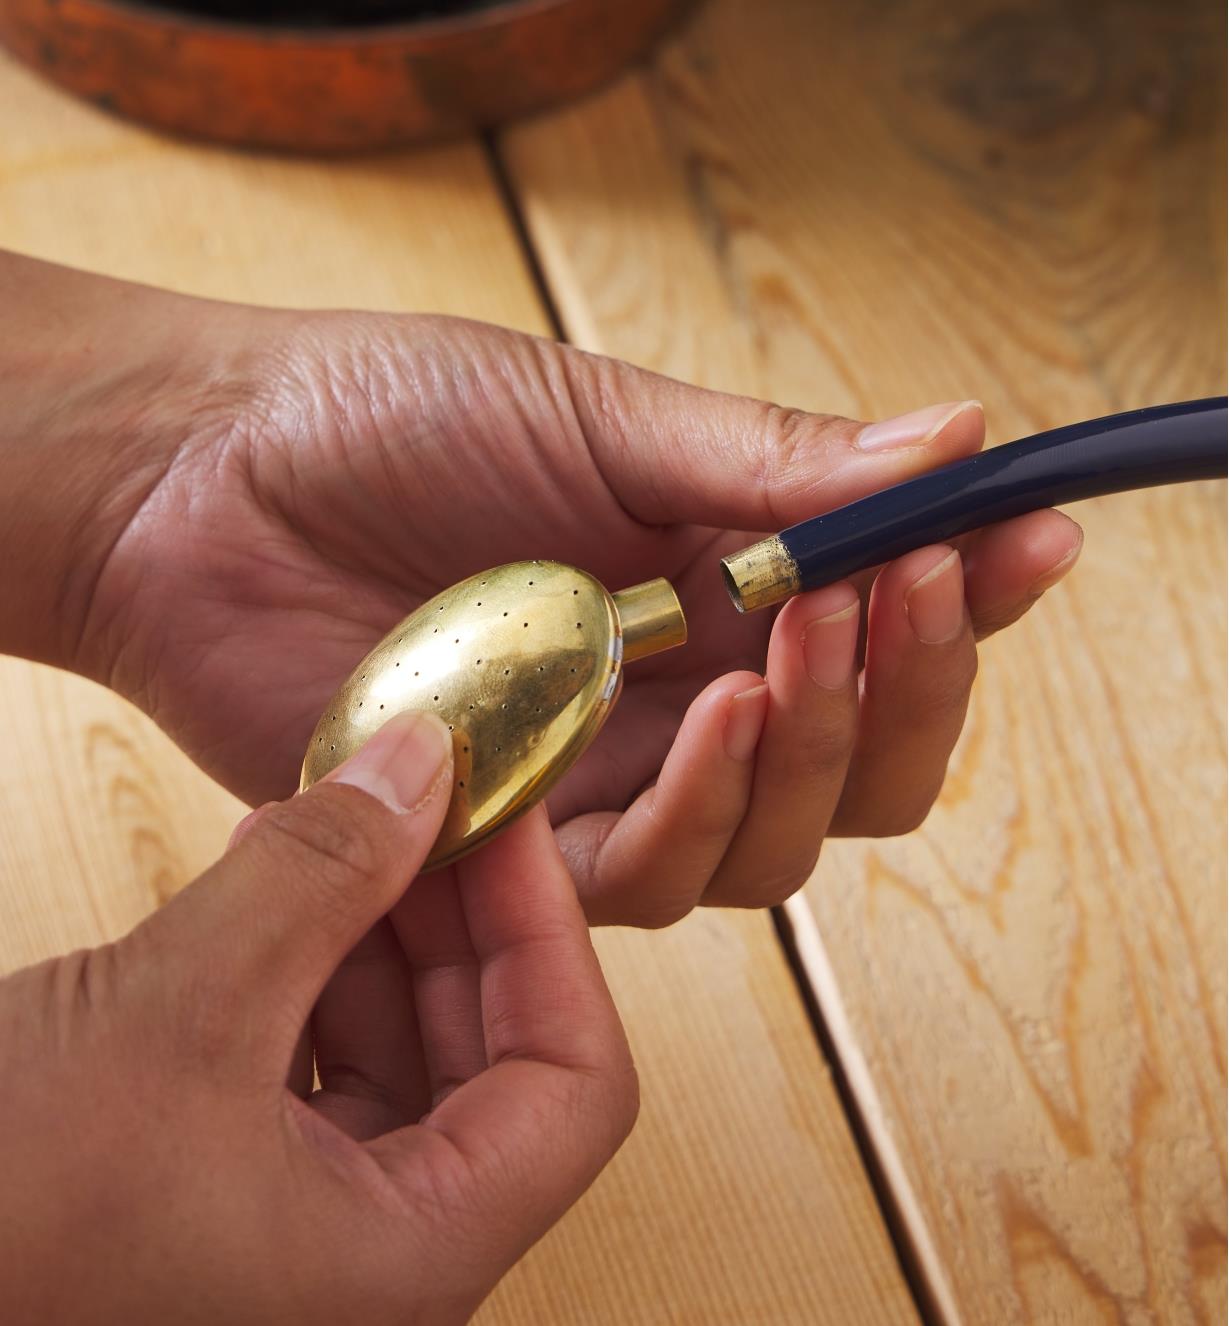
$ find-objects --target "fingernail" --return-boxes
[227,804,272,850]
[803,603,860,689]
[724,684,769,761]
[325,712,452,813]
[906,550,964,643]
[857,400,981,452]
[1028,528,1084,595]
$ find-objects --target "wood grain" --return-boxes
[0,52,919,1323]
[499,0,1227,1321]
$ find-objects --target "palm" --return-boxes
[103,316,771,813]
[88,308,1080,923]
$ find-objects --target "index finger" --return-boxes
[366,807,638,1265]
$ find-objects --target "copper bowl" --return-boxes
[0,0,689,151]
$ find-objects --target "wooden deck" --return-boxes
[1,1,1223,1320]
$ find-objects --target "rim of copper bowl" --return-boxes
[71,0,603,43]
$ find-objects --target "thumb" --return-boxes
[137,712,453,1069]
[553,343,984,531]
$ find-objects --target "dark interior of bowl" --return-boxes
[134,0,514,26]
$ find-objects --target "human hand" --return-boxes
[2,254,1082,925]
[0,712,636,1324]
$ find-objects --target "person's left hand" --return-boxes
[7,259,1081,925]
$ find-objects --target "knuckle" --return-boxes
[263,791,390,920]
[29,948,123,1060]
[556,1057,641,1158]
[562,343,629,432]
[761,403,813,466]
[872,811,916,838]
[973,598,1036,642]
[398,1128,492,1233]
[797,718,858,779]
[636,895,695,930]
[605,1059,642,1148]
[719,856,818,909]
[677,792,740,847]
[756,404,846,524]
[548,342,641,478]
[753,861,817,906]
[956,646,980,691]
[911,654,978,725]
[871,793,941,838]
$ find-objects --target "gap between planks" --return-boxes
[776,897,957,1326]
[479,126,940,1326]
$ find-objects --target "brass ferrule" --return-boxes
[612,578,687,662]
[719,537,801,613]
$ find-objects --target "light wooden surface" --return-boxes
[500,0,1227,1322]
[0,53,919,1325]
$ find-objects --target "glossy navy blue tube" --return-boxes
[779,397,1227,591]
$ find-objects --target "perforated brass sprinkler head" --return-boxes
[301,561,686,870]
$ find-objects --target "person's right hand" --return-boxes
[0,712,637,1325]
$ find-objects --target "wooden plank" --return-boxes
[0,53,918,1323]
[498,0,1227,1321]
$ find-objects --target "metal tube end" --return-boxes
[612,578,687,663]
[719,537,801,613]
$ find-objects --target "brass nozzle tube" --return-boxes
[719,537,801,613]
[612,578,687,662]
